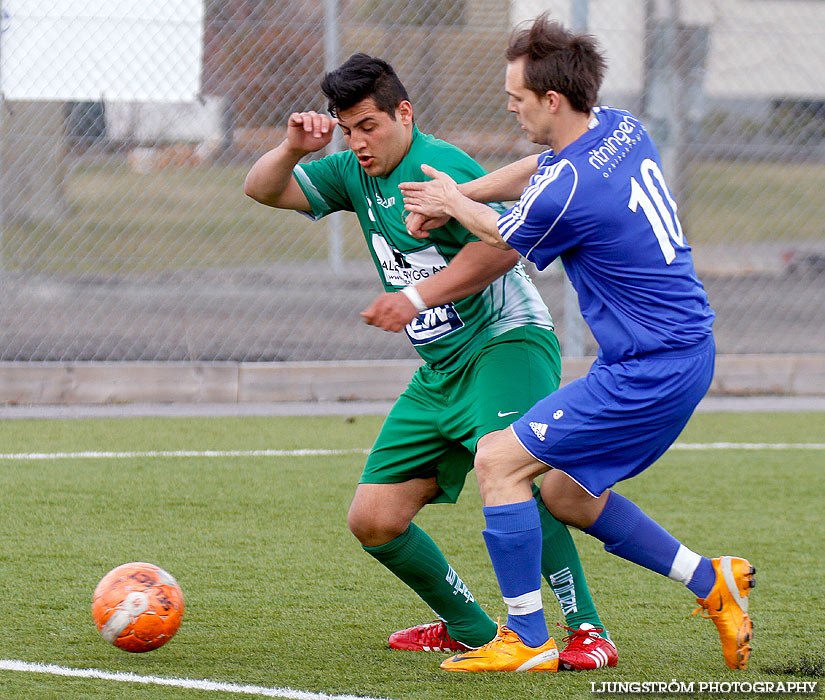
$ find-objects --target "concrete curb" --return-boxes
[2,395,825,421]
[1,354,824,407]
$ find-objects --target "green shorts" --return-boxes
[360,325,561,503]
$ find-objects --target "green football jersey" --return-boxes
[293,126,552,371]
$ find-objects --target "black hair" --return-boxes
[320,53,410,118]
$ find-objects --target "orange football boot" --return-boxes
[693,556,755,669]
[440,625,558,672]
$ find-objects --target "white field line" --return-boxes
[670,442,825,450]
[0,448,371,460]
[0,659,393,700]
[0,443,823,461]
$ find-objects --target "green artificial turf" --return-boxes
[0,411,822,699]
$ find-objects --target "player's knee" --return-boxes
[474,432,509,490]
[473,442,494,489]
[347,506,409,547]
[540,481,578,524]
[541,477,608,529]
[542,495,575,525]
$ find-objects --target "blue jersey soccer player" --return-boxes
[401,14,755,673]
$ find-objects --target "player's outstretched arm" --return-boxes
[401,165,510,249]
[415,240,520,304]
[458,154,539,203]
[360,241,520,332]
[244,111,338,210]
[398,156,538,236]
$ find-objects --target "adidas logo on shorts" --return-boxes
[530,422,548,441]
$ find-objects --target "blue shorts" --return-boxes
[511,336,715,497]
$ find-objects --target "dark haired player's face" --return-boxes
[337,98,413,177]
[505,58,552,145]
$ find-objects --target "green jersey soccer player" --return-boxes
[244,53,615,668]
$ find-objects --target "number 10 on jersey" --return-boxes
[627,158,685,264]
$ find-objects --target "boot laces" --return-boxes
[692,605,714,619]
[416,621,453,646]
[475,619,521,651]
[557,623,606,649]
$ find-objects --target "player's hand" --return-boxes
[402,211,449,239]
[400,164,459,220]
[360,292,420,332]
[286,111,338,154]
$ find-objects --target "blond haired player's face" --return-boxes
[505,57,553,145]
[337,97,414,178]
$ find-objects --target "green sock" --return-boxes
[364,523,497,648]
[534,487,607,637]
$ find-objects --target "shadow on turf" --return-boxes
[761,655,825,677]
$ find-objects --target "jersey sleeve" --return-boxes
[293,152,354,220]
[496,159,580,270]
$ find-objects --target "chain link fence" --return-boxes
[1,0,823,362]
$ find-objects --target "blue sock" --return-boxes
[687,558,716,599]
[585,491,715,598]
[482,499,548,648]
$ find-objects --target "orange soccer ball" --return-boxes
[91,562,185,652]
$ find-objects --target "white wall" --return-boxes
[104,98,226,144]
[1,0,203,102]
[510,0,825,100]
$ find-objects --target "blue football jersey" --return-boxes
[498,106,715,364]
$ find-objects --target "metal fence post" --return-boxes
[562,0,589,358]
[324,0,344,276]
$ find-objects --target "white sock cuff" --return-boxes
[503,589,543,616]
[668,544,702,585]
